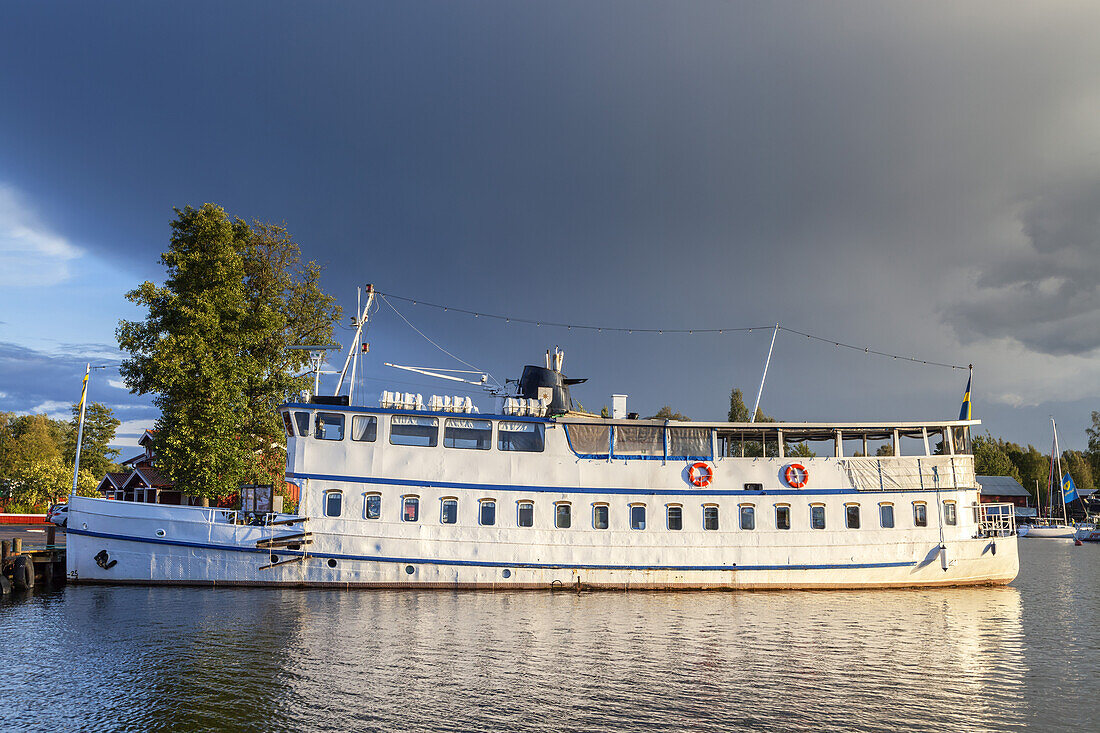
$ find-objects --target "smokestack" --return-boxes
[612,394,627,420]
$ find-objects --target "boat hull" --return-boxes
[66,497,1019,590]
[1020,525,1076,539]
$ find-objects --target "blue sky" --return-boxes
[2,2,1100,452]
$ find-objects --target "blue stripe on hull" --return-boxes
[68,527,916,573]
[287,471,943,497]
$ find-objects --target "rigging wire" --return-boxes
[379,294,505,388]
[374,290,969,371]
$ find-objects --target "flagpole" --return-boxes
[71,363,90,497]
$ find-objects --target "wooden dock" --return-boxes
[1,526,66,593]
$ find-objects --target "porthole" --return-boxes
[155,529,166,537]
[270,554,279,563]
[502,569,512,578]
[327,558,337,568]
[405,565,415,575]
[82,522,88,529]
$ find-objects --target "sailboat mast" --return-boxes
[1053,417,1068,525]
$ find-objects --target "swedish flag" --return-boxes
[1062,473,1079,504]
[958,371,972,420]
[77,367,90,411]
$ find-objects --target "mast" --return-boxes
[751,323,779,424]
[335,284,375,399]
[1053,417,1068,525]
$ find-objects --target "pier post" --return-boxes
[47,525,56,547]
[1,540,9,563]
[13,537,22,554]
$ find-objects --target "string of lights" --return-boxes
[375,291,970,371]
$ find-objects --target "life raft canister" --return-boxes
[784,463,809,488]
[688,462,713,487]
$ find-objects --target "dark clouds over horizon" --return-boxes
[2,1,1100,449]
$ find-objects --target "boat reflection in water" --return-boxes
[12,583,1027,731]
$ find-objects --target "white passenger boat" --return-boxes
[66,285,1018,589]
[66,375,1018,589]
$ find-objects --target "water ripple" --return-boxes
[4,542,1098,731]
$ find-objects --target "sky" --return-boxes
[2,1,1100,452]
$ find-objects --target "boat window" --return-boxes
[315,412,345,441]
[810,504,826,530]
[445,418,492,450]
[518,501,534,527]
[668,427,711,458]
[364,493,381,519]
[744,483,763,492]
[775,505,791,530]
[441,498,458,524]
[944,501,957,526]
[593,504,609,530]
[282,412,295,438]
[403,496,419,522]
[703,505,719,531]
[498,421,545,452]
[667,505,683,531]
[294,411,311,436]
[565,424,610,456]
[351,415,377,442]
[630,504,646,530]
[740,505,755,530]
[614,426,662,456]
[555,503,571,529]
[479,499,496,526]
[846,504,861,529]
[390,415,438,447]
[324,491,342,517]
[879,503,895,528]
[913,502,928,527]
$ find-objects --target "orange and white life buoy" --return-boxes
[784,463,809,488]
[689,462,713,487]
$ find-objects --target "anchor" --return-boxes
[94,550,118,570]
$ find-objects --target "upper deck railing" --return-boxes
[282,402,978,461]
[838,456,976,491]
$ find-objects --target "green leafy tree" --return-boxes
[1001,441,1050,503]
[972,434,1021,481]
[117,204,340,501]
[648,406,690,421]
[726,387,775,456]
[787,442,816,458]
[1061,449,1094,494]
[4,414,63,469]
[64,402,121,479]
[1088,410,1100,480]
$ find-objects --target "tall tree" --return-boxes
[117,204,340,501]
[1087,410,1100,480]
[972,435,1020,481]
[726,387,775,456]
[648,406,690,421]
[64,402,121,479]
[1061,449,1094,494]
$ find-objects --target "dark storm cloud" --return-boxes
[2,2,1100,448]
[951,179,1100,355]
[0,341,149,416]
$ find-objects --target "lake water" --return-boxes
[2,541,1097,732]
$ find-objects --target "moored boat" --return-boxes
[65,288,1019,590]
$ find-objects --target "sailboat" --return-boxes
[1022,418,1076,539]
